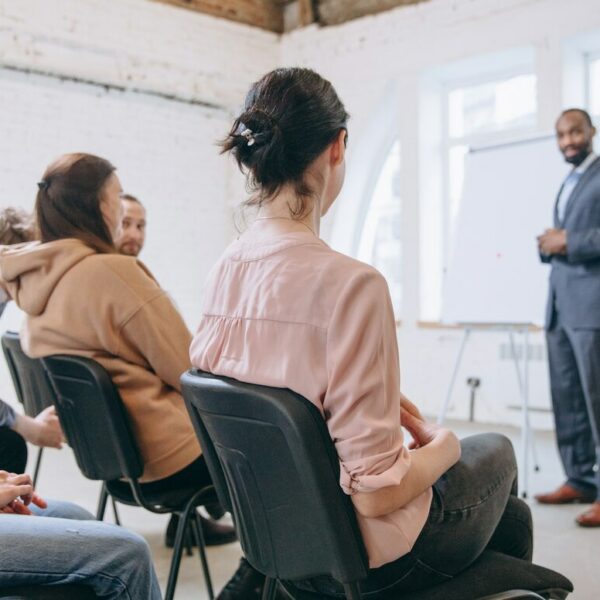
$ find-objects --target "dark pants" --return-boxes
[546,318,600,498]
[294,433,532,598]
[138,455,212,495]
[0,426,28,473]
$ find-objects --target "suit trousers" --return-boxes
[546,316,600,498]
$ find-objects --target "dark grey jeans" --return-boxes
[293,433,532,598]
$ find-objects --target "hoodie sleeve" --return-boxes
[117,292,193,393]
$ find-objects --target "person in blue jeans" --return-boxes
[0,470,162,599]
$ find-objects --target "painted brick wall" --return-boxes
[0,0,278,405]
[1,0,600,429]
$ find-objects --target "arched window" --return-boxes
[357,140,402,316]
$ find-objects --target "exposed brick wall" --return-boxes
[0,0,278,109]
[1,0,600,424]
[0,0,277,405]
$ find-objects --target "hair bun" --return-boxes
[220,67,348,211]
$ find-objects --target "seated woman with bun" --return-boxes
[0,153,235,548]
[191,68,534,599]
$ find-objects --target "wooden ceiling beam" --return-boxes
[316,0,429,26]
[151,0,284,33]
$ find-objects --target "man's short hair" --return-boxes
[560,108,594,128]
[121,193,143,207]
[0,208,35,245]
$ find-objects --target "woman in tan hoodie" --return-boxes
[0,153,235,547]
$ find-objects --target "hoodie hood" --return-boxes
[0,239,96,316]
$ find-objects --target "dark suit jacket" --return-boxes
[542,156,600,329]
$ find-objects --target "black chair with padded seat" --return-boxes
[1,332,119,523]
[2,331,55,485]
[181,370,573,600]
[42,355,217,600]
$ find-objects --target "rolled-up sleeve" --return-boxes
[325,268,410,495]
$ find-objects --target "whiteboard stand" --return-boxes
[437,324,540,499]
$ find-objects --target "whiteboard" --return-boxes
[441,135,570,325]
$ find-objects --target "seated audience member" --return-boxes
[190,68,534,599]
[116,194,146,257]
[0,207,35,317]
[0,398,62,474]
[0,207,62,474]
[0,153,235,548]
[0,207,35,246]
[0,469,162,599]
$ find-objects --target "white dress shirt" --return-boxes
[557,151,598,223]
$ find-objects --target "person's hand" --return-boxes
[402,410,462,466]
[401,409,443,448]
[400,392,423,421]
[32,406,64,448]
[14,407,64,449]
[537,228,567,255]
[0,471,34,513]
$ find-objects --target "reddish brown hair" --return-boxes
[36,153,116,254]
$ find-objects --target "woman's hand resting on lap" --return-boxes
[0,471,47,515]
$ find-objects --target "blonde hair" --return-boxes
[0,208,35,245]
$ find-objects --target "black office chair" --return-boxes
[181,370,573,600]
[42,355,217,600]
[2,331,55,485]
[1,332,120,524]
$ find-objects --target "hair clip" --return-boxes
[240,128,256,147]
[37,180,49,191]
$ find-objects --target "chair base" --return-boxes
[99,481,217,600]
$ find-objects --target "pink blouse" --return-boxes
[190,229,432,568]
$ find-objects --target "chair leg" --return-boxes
[96,482,109,521]
[262,577,278,600]
[164,508,193,600]
[191,510,215,600]
[111,497,121,525]
[185,525,193,557]
[32,447,43,487]
[343,582,362,600]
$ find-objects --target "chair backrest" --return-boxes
[181,370,369,585]
[1,331,55,417]
[42,354,143,482]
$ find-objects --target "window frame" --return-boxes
[356,138,403,316]
[585,50,600,121]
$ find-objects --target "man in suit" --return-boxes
[536,108,600,526]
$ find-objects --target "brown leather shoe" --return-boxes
[576,502,600,527]
[535,483,595,504]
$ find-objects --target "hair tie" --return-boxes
[37,180,49,191]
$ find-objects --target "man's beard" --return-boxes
[119,242,141,257]
[564,146,592,166]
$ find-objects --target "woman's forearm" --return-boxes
[351,430,460,519]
